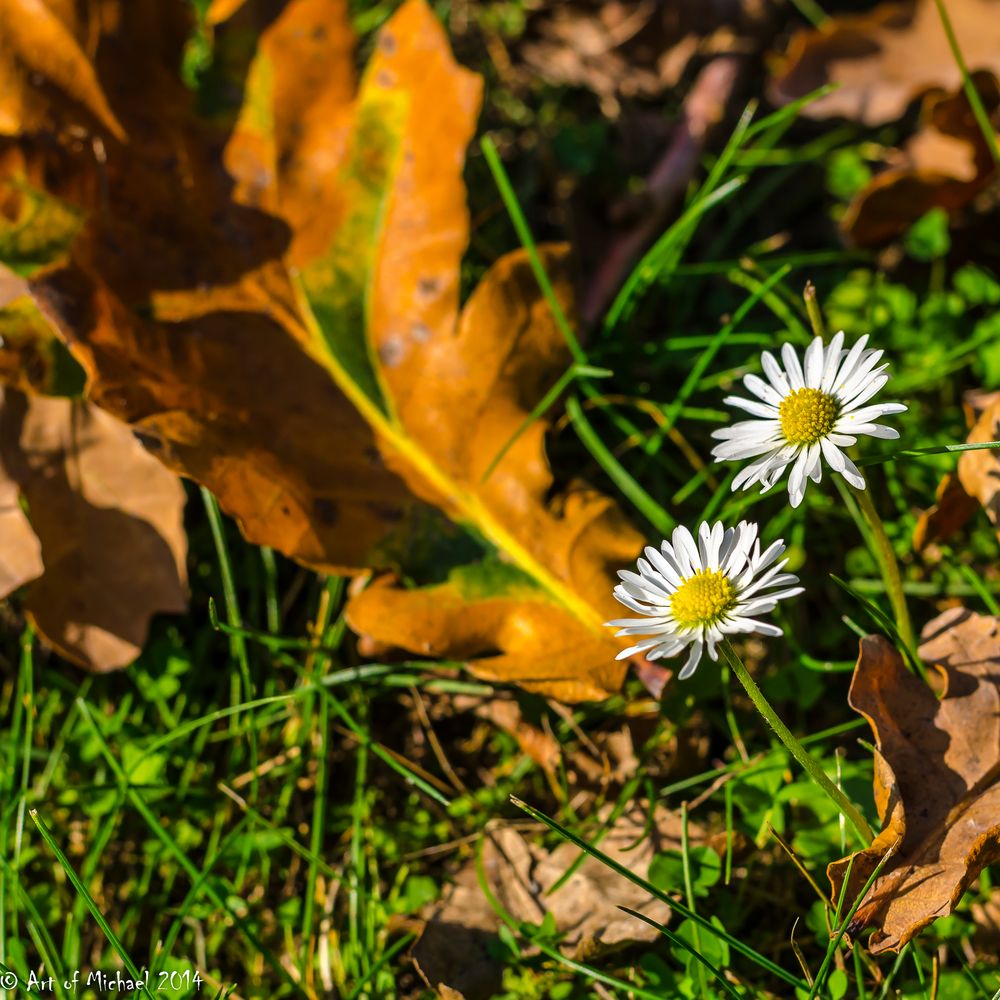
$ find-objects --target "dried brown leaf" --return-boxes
[0,389,187,670]
[915,393,1000,548]
[771,0,1000,125]
[842,74,1000,247]
[414,804,695,997]
[828,609,1000,953]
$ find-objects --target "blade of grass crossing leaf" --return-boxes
[480,135,584,361]
[829,575,924,678]
[481,362,611,485]
[566,395,677,534]
[728,268,809,342]
[808,843,900,999]
[472,843,676,1000]
[619,906,743,999]
[30,809,156,1000]
[510,796,806,988]
[932,0,1000,169]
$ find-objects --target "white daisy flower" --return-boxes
[710,332,907,507]
[607,520,803,680]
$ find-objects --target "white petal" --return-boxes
[743,373,784,406]
[831,334,869,390]
[836,452,866,490]
[620,569,669,598]
[846,424,900,440]
[606,616,669,629]
[827,433,857,447]
[726,617,784,637]
[840,374,889,410]
[616,637,667,660]
[761,351,791,395]
[820,437,847,474]
[723,396,781,419]
[819,331,846,391]
[804,336,825,387]
[672,526,700,576]
[678,641,704,680]
[645,545,683,587]
[787,447,811,507]
[611,622,677,636]
[612,588,655,615]
[712,437,781,461]
[840,402,907,423]
[781,342,806,390]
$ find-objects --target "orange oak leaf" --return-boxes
[1,0,647,697]
[828,609,1000,953]
[0,389,187,670]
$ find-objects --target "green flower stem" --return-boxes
[720,640,873,847]
[849,483,915,654]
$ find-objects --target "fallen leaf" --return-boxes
[414,804,695,997]
[828,609,1000,953]
[842,74,1000,247]
[914,393,1000,548]
[4,0,647,697]
[770,0,1000,125]
[0,389,187,670]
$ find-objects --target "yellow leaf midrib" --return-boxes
[292,273,607,637]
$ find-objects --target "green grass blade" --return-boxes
[30,809,156,1000]
[566,395,677,534]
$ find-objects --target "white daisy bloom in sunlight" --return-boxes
[606,521,803,680]
[710,332,907,507]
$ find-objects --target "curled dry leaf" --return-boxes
[843,74,1000,247]
[413,804,696,999]
[1,0,647,697]
[914,392,1000,549]
[827,609,1000,953]
[770,0,1000,125]
[0,389,187,670]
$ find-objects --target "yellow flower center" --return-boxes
[779,387,838,445]
[670,569,736,629]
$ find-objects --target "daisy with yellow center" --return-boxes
[607,521,802,679]
[711,332,907,507]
